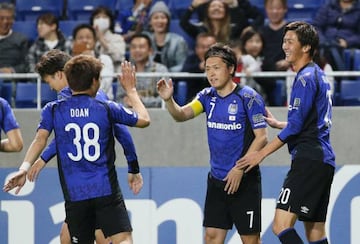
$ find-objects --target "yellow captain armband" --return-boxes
[188,99,203,117]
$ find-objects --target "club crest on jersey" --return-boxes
[228,103,237,121]
[228,103,238,115]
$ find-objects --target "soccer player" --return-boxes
[237,21,336,244]
[0,97,23,152]
[3,56,150,244]
[27,49,142,244]
[157,43,268,244]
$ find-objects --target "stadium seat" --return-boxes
[12,20,38,44]
[174,80,187,106]
[115,0,134,13]
[271,79,287,106]
[40,83,57,107]
[168,0,193,19]
[0,81,13,105]
[112,81,118,101]
[59,20,85,38]
[15,0,64,21]
[15,82,37,108]
[15,83,57,108]
[339,79,360,106]
[353,49,360,73]
[343,48,353,71]
[67,0,117,20]
[169,19,195,50]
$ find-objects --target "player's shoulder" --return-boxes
[235,85,261,99]
[196,87,214,99]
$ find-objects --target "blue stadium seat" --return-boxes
[15,83,37,108]
[353,49,360,73]
[12,20,38,44]
[169,19,195,50]
[115,0,134,12]
[343,48,353,71]
[40,83,57,107]
[174,80,187,106]
[67,0,117,20]
[15,83,57,108]
[15,0,63,21]
[0,81,13,105]
[339,79,360,106]
[112,82,118,101]
[271,79,287,106]
[168,0,193,19]
[59,20,86,38]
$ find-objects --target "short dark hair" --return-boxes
[0,3,15,17]
[284,21,319,58]
[36,13,58,29]
[35,49,71,78]
[204,43,237,77]
[130,33,153,48]
[72,23,96,40]
[64,55,103,92]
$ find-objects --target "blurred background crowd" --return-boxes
[0,0,359,108]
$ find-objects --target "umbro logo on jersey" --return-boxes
[300,206,309,214]
[72,236,79,243]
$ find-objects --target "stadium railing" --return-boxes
[1,71,360,109]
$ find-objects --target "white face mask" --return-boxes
[93,17,110,32]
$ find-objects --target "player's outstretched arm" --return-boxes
[119,61,150,128]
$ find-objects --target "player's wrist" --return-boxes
[19,161,31,172]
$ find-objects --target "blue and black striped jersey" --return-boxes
[193,85,267,180]
[278,62,336,167]
[38,94,138,201]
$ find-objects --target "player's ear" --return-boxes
[302,45,311,53]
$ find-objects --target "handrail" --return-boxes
[0,71,359,109]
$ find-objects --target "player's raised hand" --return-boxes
[128,173,143,195]
[3,170,27,194]
[119,61,137,93]
[157,78,173,101]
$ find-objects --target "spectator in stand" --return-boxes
[28,13,67,72]
[312,0,360,70]
[260,0,290,74]
[0,3,29,74]
[180,0,248,43]
[181,33,216,102]
[195,0,265,31]
[90,6,126,73]
[117,33,168,108]
[259,0,290,106]
[69,24,114,100]
[116,0,153,43]
[229,39,261,86]
[144,1,188,72]
[241,28,276,105]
